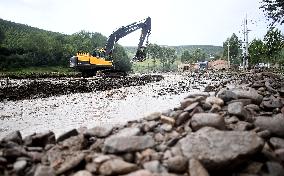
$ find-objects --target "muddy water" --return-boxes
[0,73,208,138]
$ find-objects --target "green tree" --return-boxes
[223,33,242,64]
[192,48,206,62]
[260,0,284,25]
[0,29,4,45]
[263,27,284,63]
[112,45,131,72]
[147,43,161,71]
[181,50,192,63]
[248,39,267,65]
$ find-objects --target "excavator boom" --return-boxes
[105,17,151,61]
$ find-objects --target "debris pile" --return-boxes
[1,71,284,175]
[0,75,163,101]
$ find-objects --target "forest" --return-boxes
[0,18,130,72]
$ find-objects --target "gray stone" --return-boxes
[73,170,93,176]
[99,158,138,175]
[189,158,209,176]
[56,152,85,175]
[165,155,188,173]
[186,92,209,98]
[85,126,113,138]
[93,154,112,164]
[3,148,23,160]
[180,96,205,109]
[176,112,190,126]
[224,116,239,124]
[162,109,173,117]
[143,160,167,173]
[275,149,284,165]
[262,97,283,109]
[228,121,254,131]
[142,121,157,132]
[229,99,252,106]
[265,80,278,94]
[103,135,155,153]
[25,131,56,147]
[161,124,173,132]
[265,161,284,176]
[205,96,224,106]
[2,130,22,144]
[61,135,88,151]
[269,137,284,150]
[245,104,260,111]
[217,89,237,102]
[144,112,161,121]
[114,127,141,137]
[57,129,78,142]
[85,162,98,174]
[231,88,263,105]
[13,160,27,173]
[254,115,284,137]
[228,102,249,120]
[257,130,271,140]
[179,127,264,170]
[209,104,221,113]
[122,170,152,176]
[154,133,164,142]
[169,110,183,120]
[191,113,226,131]
[184,102,199,112]
[34,165,55,176]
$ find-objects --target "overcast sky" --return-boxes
[0,0,283,46]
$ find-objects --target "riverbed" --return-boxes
[0,73,211,138]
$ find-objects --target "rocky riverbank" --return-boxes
[1,71,284,176]
[0,75,163,101]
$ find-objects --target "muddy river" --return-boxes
[0,73,211,138]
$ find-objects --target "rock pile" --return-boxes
[1,71,284,175]
[0,75,163,101]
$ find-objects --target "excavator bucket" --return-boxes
[133,47,147,62]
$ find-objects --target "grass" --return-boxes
[1,66,73,73]
[0,66,80,78]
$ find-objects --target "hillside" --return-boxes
[0,18,130,71]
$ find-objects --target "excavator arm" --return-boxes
[105,17,151,61]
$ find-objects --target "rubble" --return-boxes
[1,70,284,175]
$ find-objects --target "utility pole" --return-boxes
[242,14,250,69]
[227,42,230,69]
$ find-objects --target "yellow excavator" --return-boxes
[70,17,151,77]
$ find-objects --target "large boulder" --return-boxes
[231,88,263,105]
[254,114,284,137]
[178,127,264,170]
[191,113,226,131]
